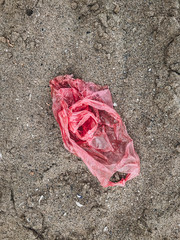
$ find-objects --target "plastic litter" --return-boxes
[50,75,140,187]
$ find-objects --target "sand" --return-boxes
[0,0,180,239]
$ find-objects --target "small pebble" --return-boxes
[29,93,32,101]
[112,27,117,31]
[113,5,120,14]
[176,145,180,153]
[103,226,108,232]
[0,36,7,44]
[99,13,108,28]
[165,86,171,91]
[98,29,103,37]
[108,19,115,27]
[87,0,97,5]
[91,3,99,11]
[94,22,99,27]
[146,11,155,17]
[94,42,102,50]
[103,33,109,39]
[107,54,111,60]
[71,2,78,10]
[80,5,89,15]
[11,32,20,42]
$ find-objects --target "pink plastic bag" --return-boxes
[50,75,140,187]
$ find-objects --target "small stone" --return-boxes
[103,226,108,232]
[108,19,115,27]
[97,27,104,37]
[113,5,120,14]
[94,22,99,27]
[11,32,20,42]
[165,85,171,91]
[91,3,99,11]
[0,36,7,44]
[176,144,180,153]
[146,10,155,17]
[80,5,89,15]
[112,27,117,31]
[71,2,78,10]
[103,33,109,39]
[99,13,108,28]
[94,42,102,50]
[29,41,35,49]
[30,171,34,176]
[107,54,111,60]
[132,27,137,33]
[87,0,97,5]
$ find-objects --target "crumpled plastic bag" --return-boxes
[50,75,140,187]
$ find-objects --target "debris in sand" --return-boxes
[77,194,82,199]
[75,201,83,207]
[0,36,13,47]
[50,75,140,187]
[39,195,44,205]
[113,102,117,107]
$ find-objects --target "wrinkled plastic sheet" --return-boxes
[50,75,140,187]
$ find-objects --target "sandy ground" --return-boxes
[0,0,180,239]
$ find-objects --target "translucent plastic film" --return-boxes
[50,75,140,187]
